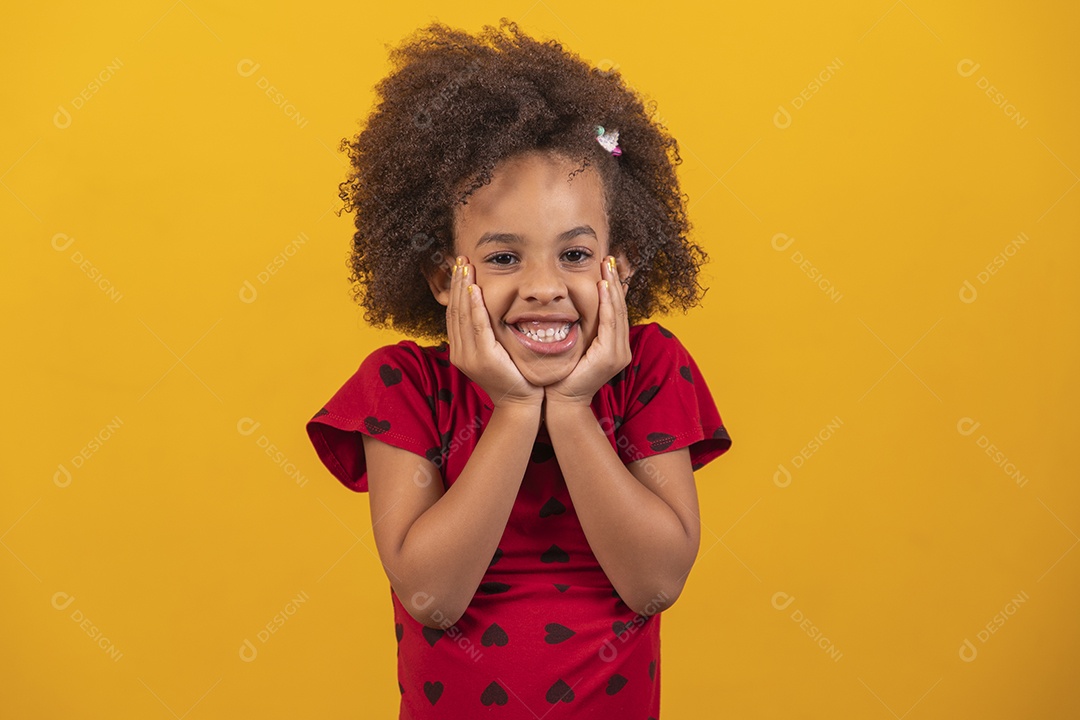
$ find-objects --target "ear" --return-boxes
[423,259,454,307]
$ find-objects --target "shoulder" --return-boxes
[628,322,693,363]
[318,340,449,415]
[356,339,451,383]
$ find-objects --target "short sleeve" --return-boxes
[615,324,732,471]
[305,343,442,492]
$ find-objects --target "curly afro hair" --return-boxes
[337,17,709,341]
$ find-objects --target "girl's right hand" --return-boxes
[446,256,544,408]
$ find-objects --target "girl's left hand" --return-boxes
[545,255,632,406]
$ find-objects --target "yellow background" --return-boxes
[3,1,1077,717]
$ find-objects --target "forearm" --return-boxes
[544,401,696,615]
[398,402,540,626]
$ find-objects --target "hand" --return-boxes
[544,255,631,407]
[446,256,544,409]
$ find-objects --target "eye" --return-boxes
[486,252,517,266]
[563,248,592,263]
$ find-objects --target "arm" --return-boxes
[543,401,701,616]
[363,401,540,629]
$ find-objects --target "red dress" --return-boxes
[306,322,732,719]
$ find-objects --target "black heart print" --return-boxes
[425,447,442,465]
[379,364,402,386]
[479,581,511,594]
[423,681,443,705]
[647,432,676,451]
[531,442,555,463]
[546,679,574,704]
[364,416,390,435]
[679,365,693,383]
[481,681,508,706]
[637,385,660,406]
[541,545,569,563]
[422,627,444,647]
[481,623,508,647]
[544,623,575,644]
[606,674,628,695]
[539,497,565,517]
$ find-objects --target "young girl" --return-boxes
[306,18,732,719]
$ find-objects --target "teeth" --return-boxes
[515,322,572,343]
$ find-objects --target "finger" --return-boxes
[445,260,456,355]
[457,258,479,360]
[448,257,465,362]
[596,274,613,348]
[606,256,630,358]
[467,265,512,367]
[466,264,492,341]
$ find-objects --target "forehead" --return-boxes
[453,152,608,242]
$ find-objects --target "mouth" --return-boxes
[507,321,579,354]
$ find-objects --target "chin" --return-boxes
[493,325,578,386]
[520,363,574,389]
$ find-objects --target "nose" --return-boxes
[518,259,567,304]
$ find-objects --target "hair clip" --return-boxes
[594,125,622,156]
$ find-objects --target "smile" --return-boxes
[508,321,579,354]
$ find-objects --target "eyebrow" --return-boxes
[475,225,597,247]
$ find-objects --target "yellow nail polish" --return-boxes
[608,256,616,274]
[467,284,474,294]
[463,265,469,278]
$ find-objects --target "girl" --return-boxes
[306,18,732,719]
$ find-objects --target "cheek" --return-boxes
[575,277,601,306]
[476,276,512,319]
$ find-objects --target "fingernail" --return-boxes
[455,256,464,266]
[463,265,469,278]
[608,256,616,274]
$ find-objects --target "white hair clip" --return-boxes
[594,125,622,156]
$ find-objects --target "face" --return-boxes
[428,150,629,388]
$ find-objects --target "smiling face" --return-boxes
[427,150,629,388]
